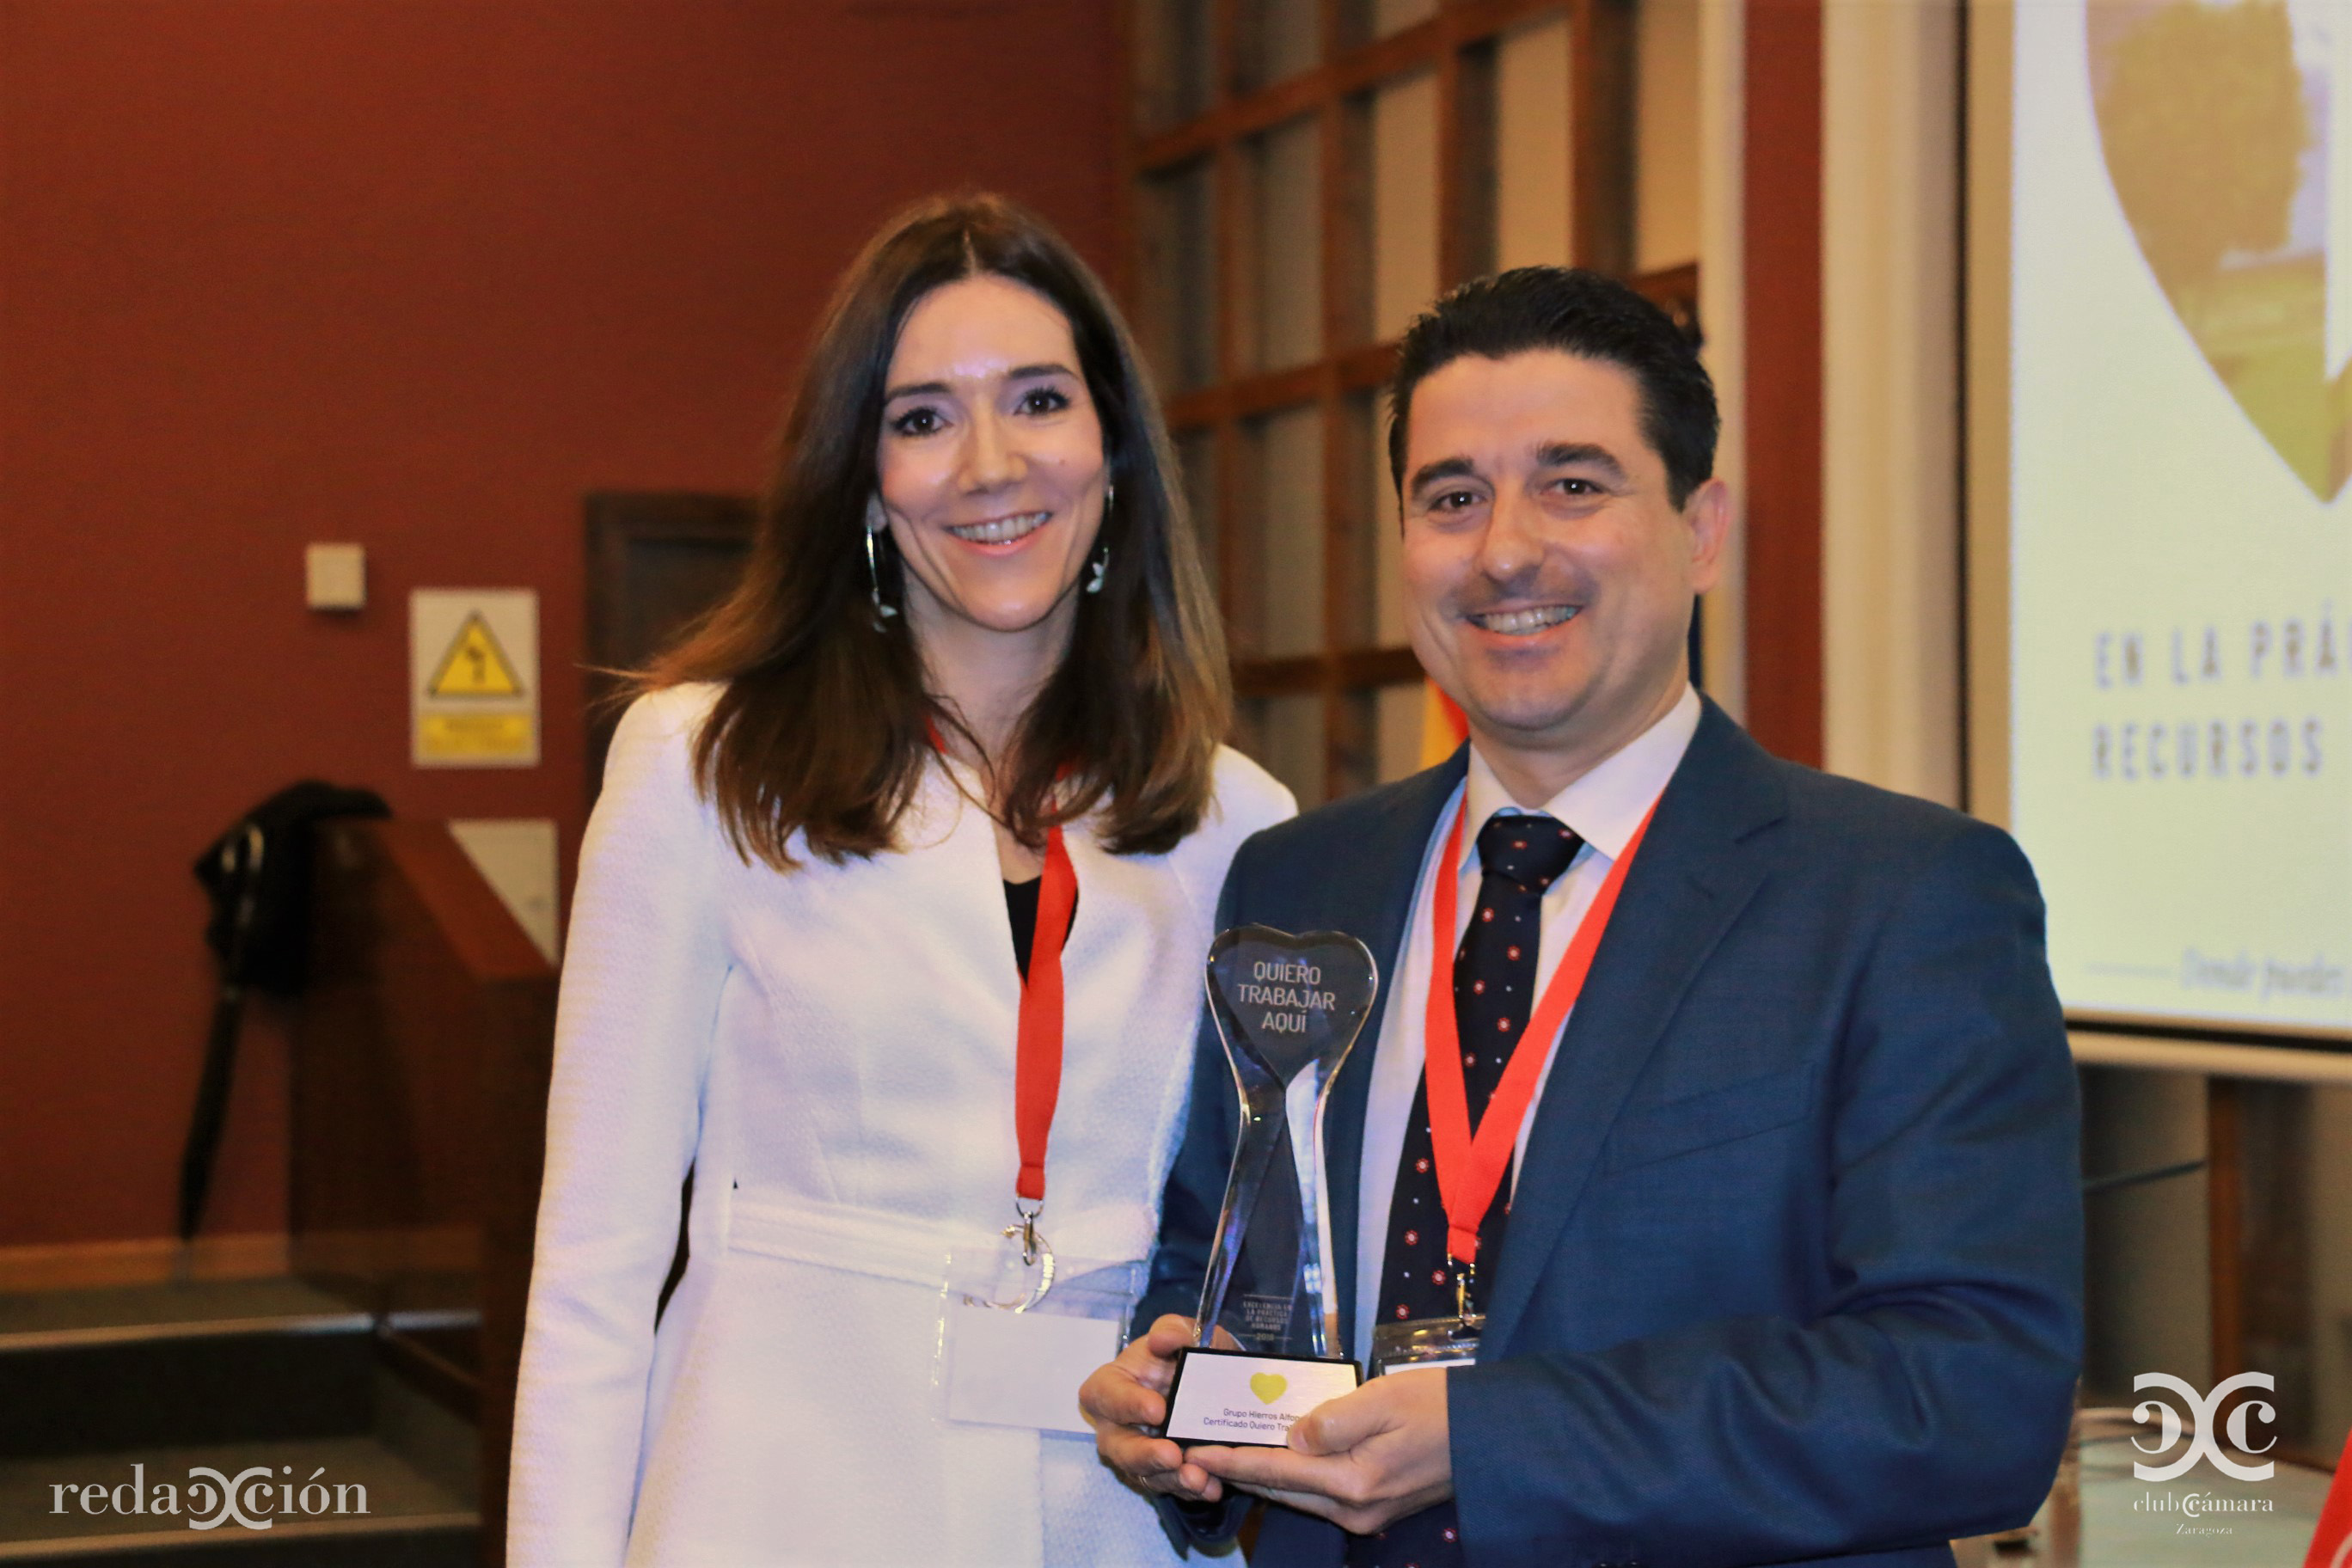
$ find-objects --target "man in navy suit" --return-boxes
[1081,267,2081,1567]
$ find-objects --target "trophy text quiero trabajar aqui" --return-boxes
[1236,959,1337,1035]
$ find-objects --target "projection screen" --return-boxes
[1968,0,2352,1049]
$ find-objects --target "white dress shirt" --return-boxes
[1351,684,1702,1362]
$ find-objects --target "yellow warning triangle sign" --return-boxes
[427,612,524,697]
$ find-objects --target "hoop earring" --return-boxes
[1086,480,1114,595]
[866,525,898,622]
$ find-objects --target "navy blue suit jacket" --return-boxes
[1139,701,2083,1568]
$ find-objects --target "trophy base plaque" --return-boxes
[1162,1345,1363,1447]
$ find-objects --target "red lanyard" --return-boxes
[1422,797,1656,1265]
[1013,824,1077,1206]
[926,720,1076,1210]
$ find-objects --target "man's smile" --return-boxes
[1466,603,1579,636]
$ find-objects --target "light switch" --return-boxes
[306,543,366,610]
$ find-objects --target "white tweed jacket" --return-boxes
[508,683,1293,1566]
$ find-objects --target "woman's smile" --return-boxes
[946,509,1055,548]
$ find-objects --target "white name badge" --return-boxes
[945,1302,1121,1435]
[1162,1347,1362,1446]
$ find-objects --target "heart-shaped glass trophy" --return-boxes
[1161,926,1378,1447]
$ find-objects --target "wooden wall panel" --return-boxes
[1741,0,1824,767]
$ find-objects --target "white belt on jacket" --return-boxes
[725,1190,1151,1302]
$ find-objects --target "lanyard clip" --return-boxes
[971,1202,1056,1312]
[1451,1255,1483,1327]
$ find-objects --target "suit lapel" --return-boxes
[1315,751,1466,1357]
[1481,702,1790,1351]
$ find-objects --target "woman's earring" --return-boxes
[1085,481,1113,595]
[866,524,897,622]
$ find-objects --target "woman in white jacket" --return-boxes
[507,193,1292,1565]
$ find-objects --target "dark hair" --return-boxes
[647,193,1230,868]
[1387,266,1719,507]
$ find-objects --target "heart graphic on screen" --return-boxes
[1249,1373,1289,1406]
[2089,2,2351,499]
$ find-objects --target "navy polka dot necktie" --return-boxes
[1346,811,1583,1568]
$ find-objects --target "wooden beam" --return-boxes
[1211,0,1248,654]
[1130,0,1636,793]
[1320,1,1354,801]
[0,1233,291,1293]
[1627,260,1701,336]
[1741,0,1825,767]
[1570,0,1636,277]
[1111,0,1140,305]
[1136,0,1571,173]
[1235,646,1424,698]
[1451,36,1499,288]
[1165,342,1402,432]
[2207,1077,2244,1385]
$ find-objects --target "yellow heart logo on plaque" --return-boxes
[1249,1373,1288,1406]
[2091,2,2351,499]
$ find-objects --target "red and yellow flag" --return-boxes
[1419,683,1469,769]
[2306,1428,2352,1568]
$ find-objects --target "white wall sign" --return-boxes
[448,818,560,962]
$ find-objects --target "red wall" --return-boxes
[0,0,1118,1247]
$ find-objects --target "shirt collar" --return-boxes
[1461,684,1702,869]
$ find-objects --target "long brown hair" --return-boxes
[648,193,1230,868]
